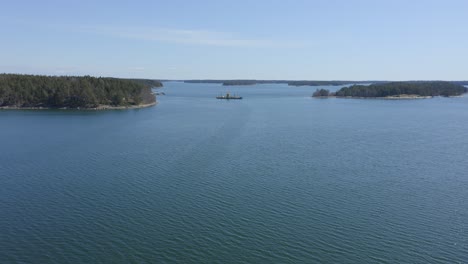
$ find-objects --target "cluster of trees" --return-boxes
[452,81,468,86]
[0,74,159,108]
[223,80,257,86]
[312,89,331,97]
[334,81,467,97]
[126,78,163,88]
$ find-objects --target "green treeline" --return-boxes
[452,81,468,86]
[223,80,258,86]
[126,78,163,88]
[312,89,331,97]
[334,81,467,97]
[0,74,160,108]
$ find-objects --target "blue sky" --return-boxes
[1,0,467,80]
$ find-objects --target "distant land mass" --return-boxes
[183,80,382,86]
[184,80,263,85]
[312,81,467,98]
[287,81,386,86]
[0,74,162,110]
[184,79,468,87]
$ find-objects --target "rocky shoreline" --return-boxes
[0,102,157,111]
[340,95,433,99]
[313,95,443,99]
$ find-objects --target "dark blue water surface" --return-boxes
[1,82,467,263]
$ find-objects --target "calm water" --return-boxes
[1,82,468,263]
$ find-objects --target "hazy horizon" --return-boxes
[1,73,468,83]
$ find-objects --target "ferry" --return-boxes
[216,92,242,100]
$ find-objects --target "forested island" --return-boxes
[0,74,162,109]
[222,80,258,86]
[184,80,276,85]
[312,81,467,98]
[288,81,384,86]
[184,79,378,86]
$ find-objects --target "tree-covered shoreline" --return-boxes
[0,74,162,109]
[335,81,467,97]
[313,81,467,98]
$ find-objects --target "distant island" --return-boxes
[0,74,162,110]
[184,79,270,86]
[288,81,385,86]
[312,81,467,99]
[184,79,468,88]
[222,80,257,86]
[184,79,381,86]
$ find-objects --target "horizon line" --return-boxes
[1,73,468,82]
